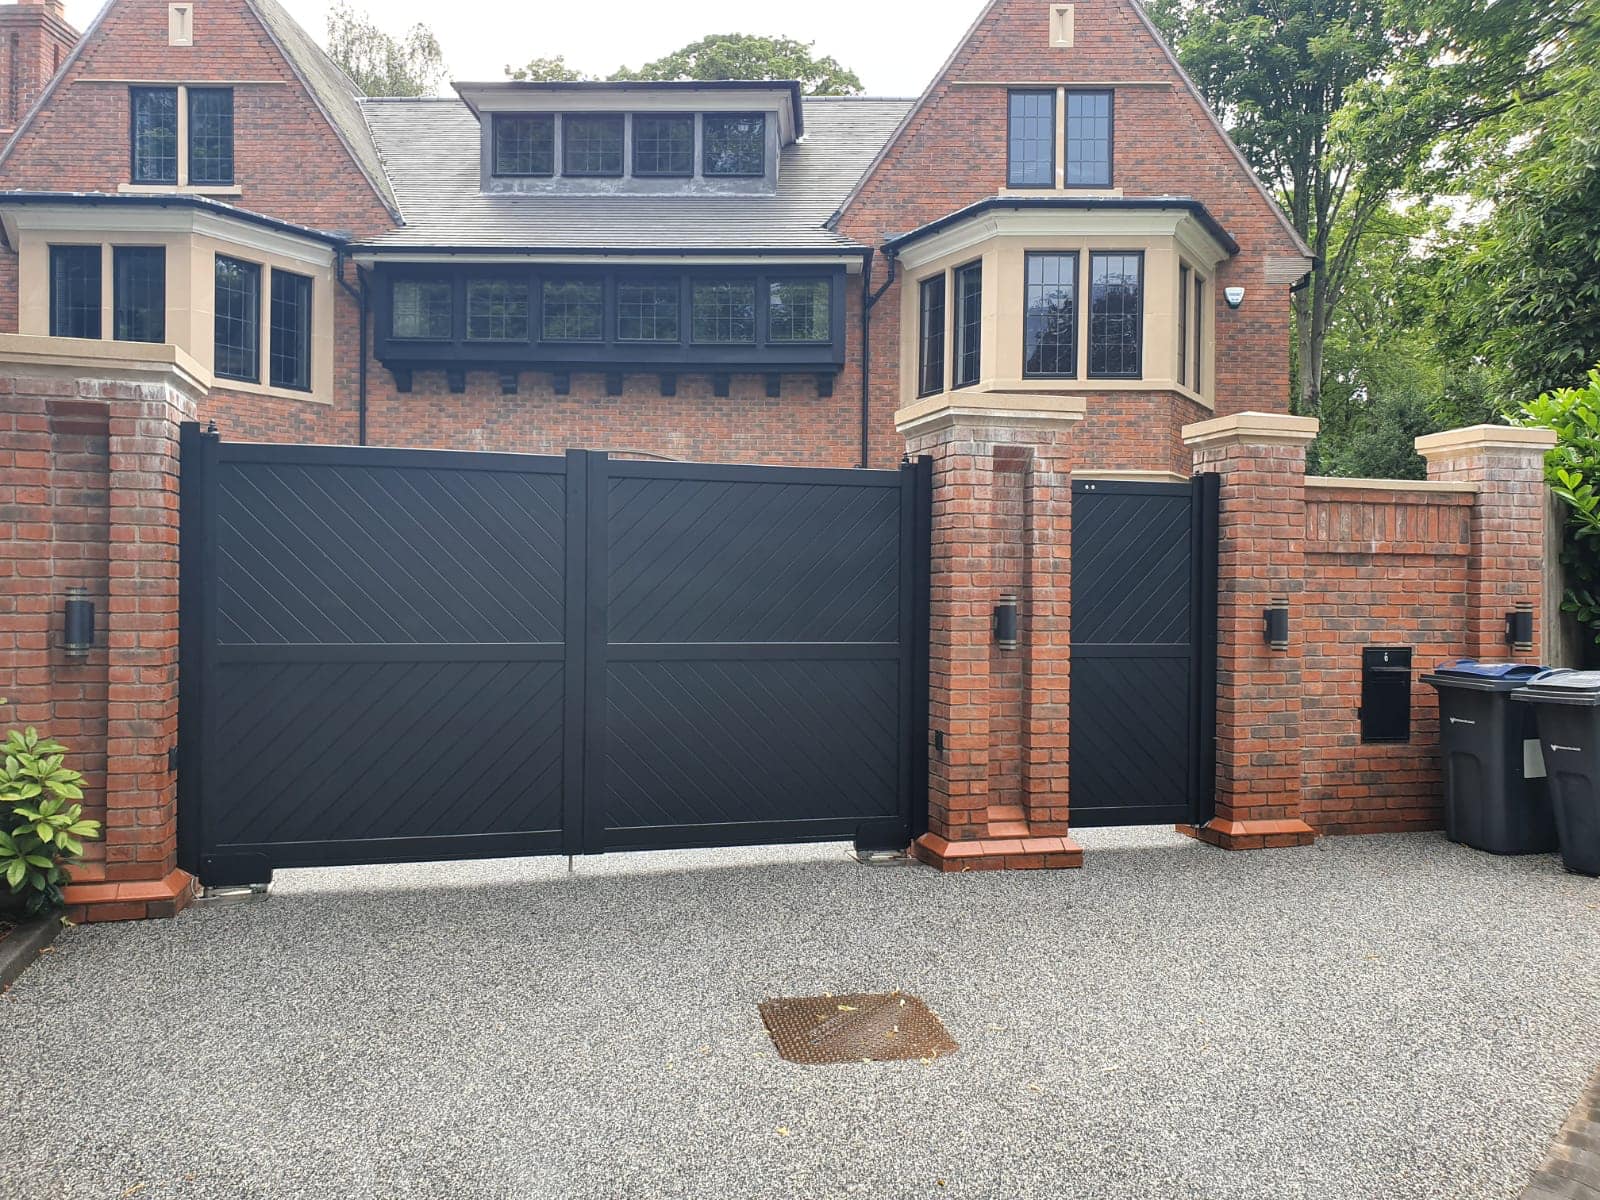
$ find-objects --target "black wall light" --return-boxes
[63,586,94,660]
[993,592,1019,650]
[1263,596,1290,650]
[1505,602,1534,652]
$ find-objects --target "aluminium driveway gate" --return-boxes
[177,426,931,886]
[1069,475,1219,828]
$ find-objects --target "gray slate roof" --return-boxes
[246,0,400,218]
[355,96,914,252]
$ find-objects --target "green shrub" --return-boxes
[0,710,101,917]
[1521,368,1600,645]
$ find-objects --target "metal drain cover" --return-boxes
[759,992,958,1065]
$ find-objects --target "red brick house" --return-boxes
[0,0,1312,469]
[0,0,1558,913]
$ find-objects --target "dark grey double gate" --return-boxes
[177,426,931,886]
[1070,476,1219,828]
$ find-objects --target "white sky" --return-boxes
[62,0,984,97]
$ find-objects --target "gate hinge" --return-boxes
[167,745,179,773]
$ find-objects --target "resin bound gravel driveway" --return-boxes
[3,828,1599,1200]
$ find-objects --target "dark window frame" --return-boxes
[1178,263,1190,388]
[952,259,983,390]
[615,277,682,343]
[917,275,946,398]
[1087,249,1144,381]
[690,278,757,345]
[113,245,165,345]
[129,86,179,184]
[464,275,533,343]
[186,86,234,186]
[49,244,102,340]
[1007,89,1056,189]
[213,254,262,384]
[491,113,556,178]
[1064,89,1114,189]
[766,277,831,345]
[540,276,607,343]
[561,112,626,178]
[702,112,766,178]
[390,276,456,342]
[1192,274,1206,395]
[632,112,696,178]
[268,268,313,392]
[1022,250,1079,380]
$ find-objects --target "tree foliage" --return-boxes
[506,55,588,83]
[1521,371,1600,645]
[326,2,446,98]
[1148,0,1577,419]
[507,34,863,95]
[609,33,862,94]
[1431,50,1600,410]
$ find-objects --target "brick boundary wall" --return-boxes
[0,344,1564,915]
[0,341,204,920]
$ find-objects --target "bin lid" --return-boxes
[1512,668,1600,706]
[1421,660,1546,692]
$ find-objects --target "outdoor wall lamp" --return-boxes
[1263,596,1290,650]
[63,586,94,660]
[993,592,1019,651]
[1505,603,1534,652]
[1225,286,1246,310]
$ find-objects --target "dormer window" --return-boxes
[493,114,554,177]
[633,114,695,177]
[563,114,625,177]
[703,114,765,177]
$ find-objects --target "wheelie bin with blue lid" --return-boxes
[1421,661,1555,855]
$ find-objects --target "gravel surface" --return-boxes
[3,829,1599,1200]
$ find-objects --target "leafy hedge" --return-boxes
[1522,368,1600,647]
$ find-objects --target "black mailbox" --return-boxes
[1360,646,1412,743]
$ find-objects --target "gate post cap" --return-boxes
[1413,424,1557,460]
[1182,411,1319,449]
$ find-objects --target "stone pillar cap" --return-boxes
[1414,424,1558,459]
[1182,410,1320,449]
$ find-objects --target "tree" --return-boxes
[1430,53,1600,410]
[1147,0,1575,418]
[326,3,446,98]
[607,34,862,95]
[506,56,589,83]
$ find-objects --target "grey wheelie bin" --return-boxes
[1512,669,1600,876]
[1421,661,1556,855]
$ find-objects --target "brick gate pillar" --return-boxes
[897,394,1085,871]
[1182,412,1320,850]
[0,338,206,920]
[1414,425,1558,663]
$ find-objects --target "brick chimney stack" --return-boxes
[0,0,80,148]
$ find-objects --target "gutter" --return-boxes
[882,196,1242,258]
[0,190,349,247]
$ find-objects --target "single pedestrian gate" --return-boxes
[1069,476,1219,828]
[177,427,931,886]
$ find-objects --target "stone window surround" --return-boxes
[895,207,1229,408]
[120,83,243,197]
[10,204,335,405]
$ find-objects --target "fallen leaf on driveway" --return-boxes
[776,1127,792,1137]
